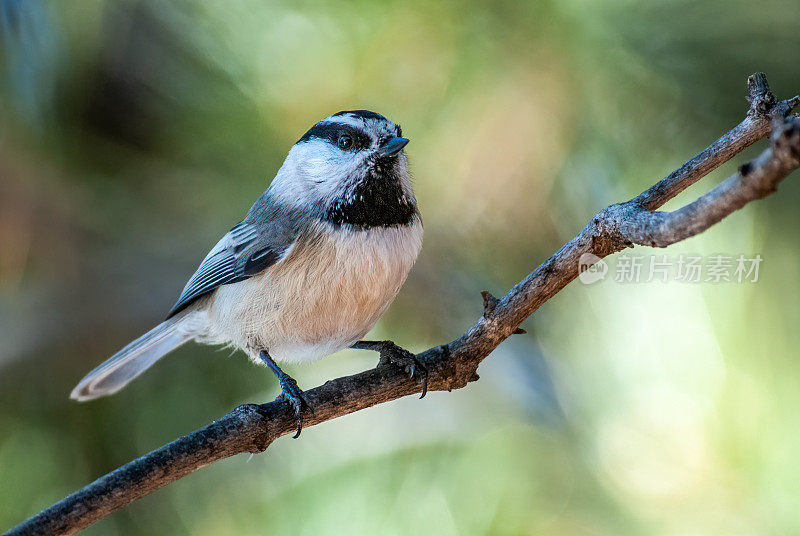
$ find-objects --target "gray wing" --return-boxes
[166,203,300,318]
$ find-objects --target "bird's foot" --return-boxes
[274,375,310,439]
[259,350,310,438]
[353,340,428,398]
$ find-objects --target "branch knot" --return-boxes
[591,205,634,255]
[481,291,499,315]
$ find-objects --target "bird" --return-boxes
[70,110,426,437]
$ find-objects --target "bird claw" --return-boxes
[275,376,310,438]
[376,342,428,399]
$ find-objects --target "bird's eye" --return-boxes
[337,134,353,150]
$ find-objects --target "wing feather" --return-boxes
[166,218,296,318]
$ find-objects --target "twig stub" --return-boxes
[747,72,776,116]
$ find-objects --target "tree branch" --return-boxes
[5,73,800,536]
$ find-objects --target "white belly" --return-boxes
[203,219,423,363]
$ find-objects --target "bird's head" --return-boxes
[271,110,417,228]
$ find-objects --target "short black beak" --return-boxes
[378,136,409,157]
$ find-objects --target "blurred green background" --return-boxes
[2,0,800,534]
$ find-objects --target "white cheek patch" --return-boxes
[291,142,372,204]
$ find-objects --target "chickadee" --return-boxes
[71,110,425,436]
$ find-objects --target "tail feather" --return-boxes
[70,316,194,401]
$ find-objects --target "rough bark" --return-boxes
[5,73,800,536]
